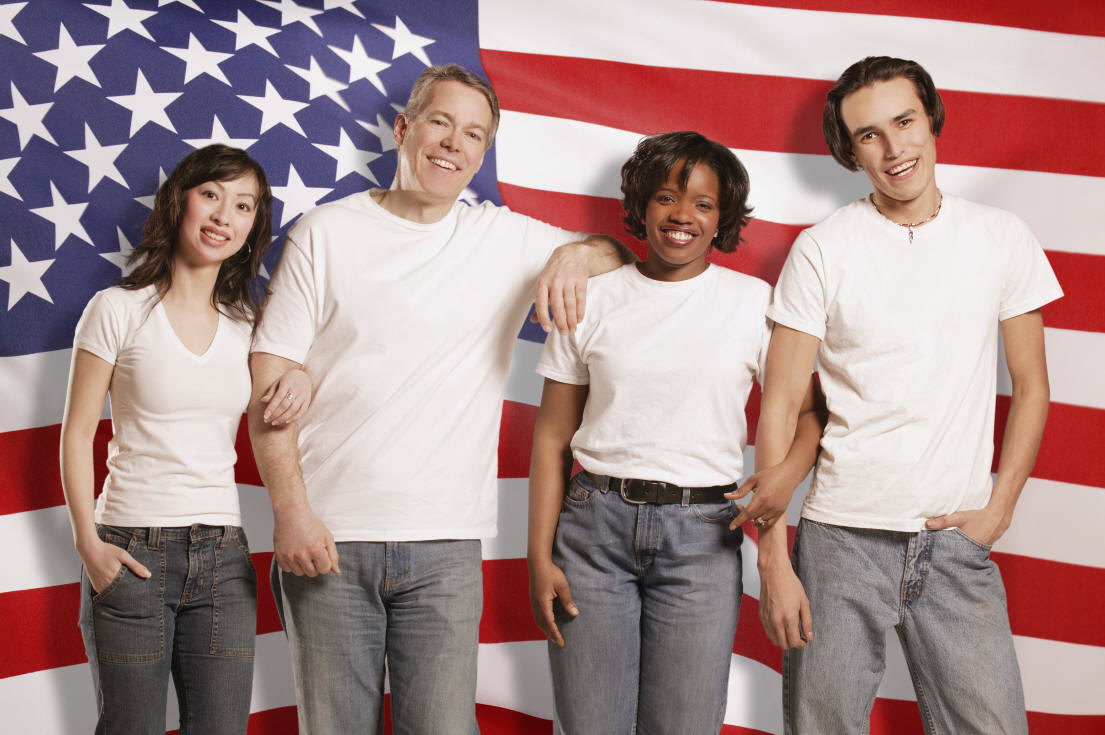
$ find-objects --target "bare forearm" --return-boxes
[577,234,636,276]
[247,354,309,513]
[527,439,571,563]
[59,429,100,550]
[990,381,1049,515]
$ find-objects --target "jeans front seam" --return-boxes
[896,627,939,735]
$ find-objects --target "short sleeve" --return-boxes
[999,218,1063,321]
[756,312,774,385]
[73,289,124,365]
[518,211,577,275]
[251,232,319,364]
[766,231,828,340]
[535,329,589,386]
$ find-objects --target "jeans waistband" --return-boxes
[99,524,239,548]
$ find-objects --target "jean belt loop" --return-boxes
[681,487,691,507]
[148,525,161,550]
[220,524,232,548]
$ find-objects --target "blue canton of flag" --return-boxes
[0,0,496,358]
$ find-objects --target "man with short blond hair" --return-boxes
[248,64,630,733]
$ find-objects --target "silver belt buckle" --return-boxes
[618,478,647,504]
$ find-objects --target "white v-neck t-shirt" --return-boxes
[73,285,252,526]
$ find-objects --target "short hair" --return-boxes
[620,131,752,253]
[823,56,945,171]
[122,144,273,323]
[403,63,500,147]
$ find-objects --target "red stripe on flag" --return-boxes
[498,183,801,286]
[0,419,110,516]
[720,0,1105,38]
[996,551,1105,647]
[994,397,1105,489]
[1042,251,1105,333]
[254,551,282,636]
[480,557,543,643]
[1026,712,1105,734]
[869,698,925,734]
[483,51,1105,177]
[234,413,262,487]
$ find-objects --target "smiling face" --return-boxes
[175,172,260,270]
[840,76,941,222]
[640,160,720,282]
[392,79,492,216]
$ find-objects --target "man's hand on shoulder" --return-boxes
[533,235,635,334]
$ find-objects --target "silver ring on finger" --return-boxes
[285,392,295,402]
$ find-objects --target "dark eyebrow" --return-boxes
[852,108,919,139]
[427,109,489,135]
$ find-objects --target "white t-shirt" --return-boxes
[537,263,772,487]
[252,191,573,541]
[768,194,1063,531]
[73,285,252,526]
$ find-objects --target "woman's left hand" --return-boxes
[261,368,312,425]
[726,463,799,531]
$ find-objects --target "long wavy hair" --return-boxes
[121,144,273,323]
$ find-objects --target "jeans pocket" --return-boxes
[89,528,163,664]
[210,530,258,658]
[563,471,599,508]
[691,500,738,523]
[950,527,993,552]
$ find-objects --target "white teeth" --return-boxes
[664,230,693,242]
[888,160,916,175]
[430,157,458,170]
[202,228,228,241]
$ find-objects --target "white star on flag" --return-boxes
[158,0,203,12]
[271,165,330,227]
[183,116,258,151]
[30,183,92,250]
[64,124,128,192]
[134,168,167,209]
[458,187,481,207]
[357,113,396,152]
[257,0,325,38]
[108,70,181,136]
[329,35,389,95]
[0,241,53,310]
[287,56,350,112]
[372,16,434,66]
[100,227,136,274]
[239,80,308,137]
[1,82,56,150]
[314,129,381,184]
[33,24,104,92]
[323,0,365,19]
[212,10,280,57]
[0,158,21,201]
[83,0,156,43]
[164,33,233,86]
[0,2,27,45]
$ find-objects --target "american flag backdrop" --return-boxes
[0,0,1102,732]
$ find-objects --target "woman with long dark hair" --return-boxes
[60,145,306,733]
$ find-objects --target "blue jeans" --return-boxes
[78,524,257,735]
[273,539,483,735]
[784,519,1028,734]
[547,471,744,735]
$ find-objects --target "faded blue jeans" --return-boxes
[784,519,1028,734]
[548,470,744,735]
[272,539,483,735]
[78,524,258,735]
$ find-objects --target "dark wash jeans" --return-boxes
[79,524,257,735]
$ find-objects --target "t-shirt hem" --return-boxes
[96,512,243,527]
[764,308,825,341]
[535,365,589,385]
[330,524,497,543]
[73,340,117,366]
[998,288,1064,321]
[250,340,309,365]
[800,508,927,532]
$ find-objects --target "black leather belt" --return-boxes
[608,476,736,505]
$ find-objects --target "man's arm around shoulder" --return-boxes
[535,234,636,334]
[248,352,340,576]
